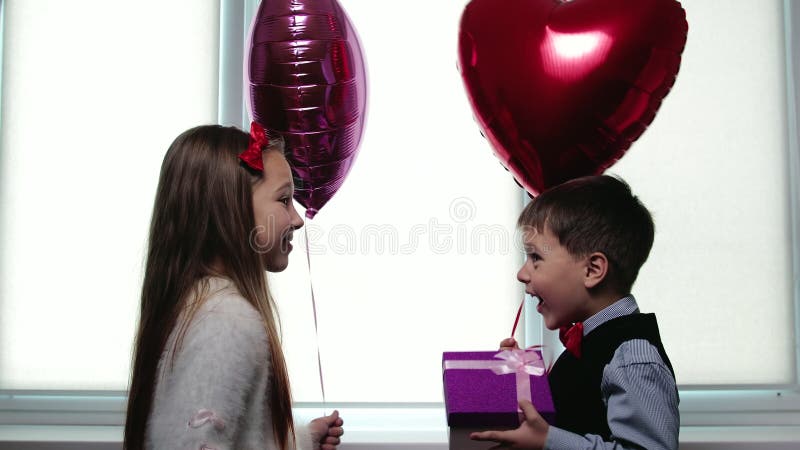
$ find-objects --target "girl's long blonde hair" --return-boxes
[124,125,294,449]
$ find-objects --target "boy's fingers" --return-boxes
[499,338,519,350]
[327,426,344,437]
[499,337,517,347]
[519,399,539,421]
[470,430,509,442]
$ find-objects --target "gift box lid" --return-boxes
[442,350,555,427]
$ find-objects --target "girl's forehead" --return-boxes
[261,152,293,186]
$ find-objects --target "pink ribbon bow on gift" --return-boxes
[444,348,545,412]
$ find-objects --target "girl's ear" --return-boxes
[584,252,609,289]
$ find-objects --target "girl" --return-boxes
[124,124,343,450]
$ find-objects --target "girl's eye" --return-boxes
[279,197,290,206]
[528,253,541,262]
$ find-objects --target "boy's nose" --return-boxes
[516,266,530,284]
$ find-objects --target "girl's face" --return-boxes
[251,150,304,272]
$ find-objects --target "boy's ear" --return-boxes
[583,252,609,289]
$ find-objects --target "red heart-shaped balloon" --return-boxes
[459,0,687,195]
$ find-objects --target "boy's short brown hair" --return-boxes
[517,175,654,295]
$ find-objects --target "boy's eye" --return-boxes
[528,253,542,262]
[279,197,290,206]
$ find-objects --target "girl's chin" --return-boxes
[263,254,289,272]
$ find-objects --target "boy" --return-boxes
[472,175,679,450]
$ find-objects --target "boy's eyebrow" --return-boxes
[523,240,539,252]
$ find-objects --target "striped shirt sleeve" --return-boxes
[544,339,680,450]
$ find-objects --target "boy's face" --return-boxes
[518,225,592,330]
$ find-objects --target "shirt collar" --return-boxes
[581,295,640,336]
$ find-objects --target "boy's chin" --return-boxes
[543,314,571,331]
[542,315,561,330]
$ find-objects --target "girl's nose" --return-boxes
[291,203,305,230]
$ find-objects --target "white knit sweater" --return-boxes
[145,276,315,450]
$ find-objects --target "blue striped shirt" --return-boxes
[545,296,680,450]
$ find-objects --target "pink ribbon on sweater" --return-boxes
[444,348,545,411]
[188,409,226,431]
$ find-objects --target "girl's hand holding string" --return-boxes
[309,409,344,450]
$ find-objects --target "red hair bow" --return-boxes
[238,121,269,172]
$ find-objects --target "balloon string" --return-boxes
[511,297,525,339]
[510,297,554,372]
[304,226,327,413]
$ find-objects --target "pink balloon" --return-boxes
[247,0,367,219]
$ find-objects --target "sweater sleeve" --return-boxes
[146,294,271,450]
[293,422,317,450]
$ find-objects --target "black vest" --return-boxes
[547,313,675,438]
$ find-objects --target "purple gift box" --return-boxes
[442,349,555,427]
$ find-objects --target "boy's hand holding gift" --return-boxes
[471,399,549,449]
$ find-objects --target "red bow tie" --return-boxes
[559,322,583,358]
